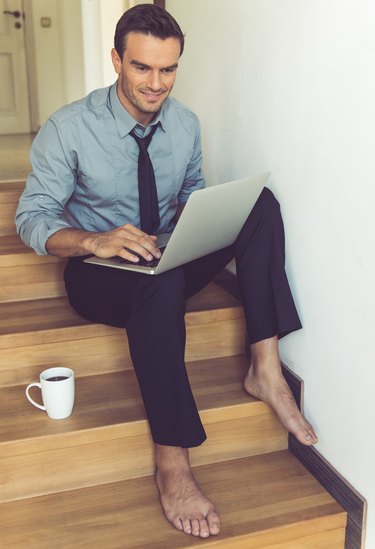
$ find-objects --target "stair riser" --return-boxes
[0,202,18,236]
[0,413,286,503]
[0,317,246,387]
[0,262,67,303]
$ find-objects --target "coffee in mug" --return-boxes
[26,367,75,419]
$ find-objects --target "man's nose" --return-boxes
[147,70,162,91]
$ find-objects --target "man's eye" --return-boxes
[162,68,176,74]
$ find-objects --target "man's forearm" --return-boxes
[46,224,161,262]
[46,228,98,257]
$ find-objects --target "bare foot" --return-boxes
[244,363,318,445]
[155,445,220,538]
[243,336,318,448]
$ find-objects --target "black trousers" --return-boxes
[64,188,302,448]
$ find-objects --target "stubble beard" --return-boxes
[122,78,171,116]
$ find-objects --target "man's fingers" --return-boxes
[116,243,160,263]
[89,224,161,260]
[119,224,157,242]
[117,226,160,258]
[116,248,141,263]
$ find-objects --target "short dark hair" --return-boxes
[114,4,184,60]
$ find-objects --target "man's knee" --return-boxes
[257,187,281,215]
[133,268,186,312]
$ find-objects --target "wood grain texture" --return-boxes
[198,528,345,549]
[0,181,25,201]
[290,437,367,549]
[0,356,287,501]
[0,282,241,342]
[0,282,246,386]
[0,182,24,235]
[0,134,33,181]
[0,316,246,387]
[0,235,63,266]
[0,451,346,548]
[0,262,67,302]
[0,202,18,236]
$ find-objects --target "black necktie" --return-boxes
[130,124,160,234]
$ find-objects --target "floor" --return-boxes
[0,133,34,182]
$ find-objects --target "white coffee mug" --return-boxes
[26,367,75,419]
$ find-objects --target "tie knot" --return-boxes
[130,124,158,151]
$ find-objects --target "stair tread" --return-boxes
[0,181,25,202]
[0,282,242,345]
[0,355,259,450]
[0,235,62,266]
[0,234,30,252]
[0,450,346,549]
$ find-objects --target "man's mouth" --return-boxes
[140,90,165,101]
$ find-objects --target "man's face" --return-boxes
[111,32,181,125]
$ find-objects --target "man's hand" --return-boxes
[46,224,161,261]
[86,224,161,262]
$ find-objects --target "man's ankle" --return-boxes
[155,444,191,474]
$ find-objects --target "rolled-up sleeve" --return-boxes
[177,117,206,204]
[15,119,76,255]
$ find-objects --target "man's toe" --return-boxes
[207,509,221,535]
[199,518,210,538]
[181,518,192,534]
[191,519,200,536]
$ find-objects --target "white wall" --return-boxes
[81,0,127,93]
[167,0,374,546]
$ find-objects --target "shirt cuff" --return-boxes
[27,218,73,256]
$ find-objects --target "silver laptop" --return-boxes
[84,172,270,275]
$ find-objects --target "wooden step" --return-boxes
[0,133,33,182]
[0,355,287,502]
[0,283,246,387]
[0,181,24,237]
[0,235,67,303]
[0,451,346,548]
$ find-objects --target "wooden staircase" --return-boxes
[0,181,347,548]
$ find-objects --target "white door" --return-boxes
[0,0,30,134]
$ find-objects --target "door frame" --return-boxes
[23,0,39,132]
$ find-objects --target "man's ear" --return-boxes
[111,48,122,74]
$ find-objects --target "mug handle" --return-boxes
[26,383,46,411]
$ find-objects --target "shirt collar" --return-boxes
[108,82,167,138]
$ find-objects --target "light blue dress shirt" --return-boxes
[15,83,205,255]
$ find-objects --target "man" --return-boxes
[16,4,317,539]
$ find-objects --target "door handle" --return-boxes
[3,10,22,18]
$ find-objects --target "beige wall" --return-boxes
[167,1,375,546]
[32,0,126,125]
[31,0,85,125]
[59,0,85,105]
[31,0,65,124]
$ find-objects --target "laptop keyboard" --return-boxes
[118,246,165,267]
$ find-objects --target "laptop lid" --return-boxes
[84,172,270,274]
